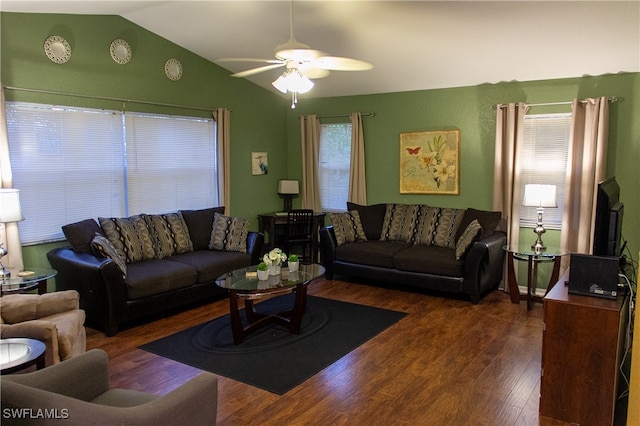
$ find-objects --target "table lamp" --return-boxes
[522,184,557,253]
[278,180,299,211]
[0,189,25,280]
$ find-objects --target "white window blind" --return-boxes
[520,113,571,229]
[318,123,352,212]
[7,104,125,244]
[124,113,217,215]
[6,102,217,244]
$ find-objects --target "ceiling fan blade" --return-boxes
[230,63,285,78]
[315,56,374,71]
[299,66,330,79]
[218,58,283,64]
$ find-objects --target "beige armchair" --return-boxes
[1,349,218,425]
[0,290,86,366]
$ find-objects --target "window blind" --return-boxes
[318,123,352,212]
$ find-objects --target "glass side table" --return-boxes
[0,338,46,375]
[503,246,568,310]
[0,268,57,296]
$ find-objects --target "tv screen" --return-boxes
[593,177,624,257]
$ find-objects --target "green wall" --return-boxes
[1,12,638,277]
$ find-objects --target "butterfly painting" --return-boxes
[399,130,460,195]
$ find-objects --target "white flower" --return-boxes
[263,248,287,266]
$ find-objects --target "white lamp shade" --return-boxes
[522,184,557,208]
[272,69,314,94]
[278,180,299,195]
[0,189,24,223]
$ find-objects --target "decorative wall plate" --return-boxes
[110,39,132,64]
[43,35,71,64]
[164,58,183,81]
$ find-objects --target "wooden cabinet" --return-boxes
[540,272,629,425]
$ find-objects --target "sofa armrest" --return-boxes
[246,231,265,265]
[319,226,338,279]
[463,231,507,303]
[47,247,127,336]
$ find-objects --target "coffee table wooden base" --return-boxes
[228,283,308,345]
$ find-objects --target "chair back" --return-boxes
[286,209,314,240]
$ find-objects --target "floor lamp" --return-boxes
[0,189,25,280]
[522,184,557,254]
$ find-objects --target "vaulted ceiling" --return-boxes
[2,1,638,99]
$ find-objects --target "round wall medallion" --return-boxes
[110,39,132,64]
[164,58,183,81]
[43,35,71,64]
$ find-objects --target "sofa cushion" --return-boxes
[455,219,482,260]
[392,245,464,277]
[99,216,156,263]
[167,250,251,284]
[380,204,419,242]
[181,207,225,250]
[335,240,411,269]
[91,234,127,279]
[209,213,248,253]
[433,208,465,248]
[62,219,104,254]
[346,202,387,241]
[125,259,198,300]
[144,212,193,258]
[455,208,502,240]
[330,211,367,245]
[413,205,440,245]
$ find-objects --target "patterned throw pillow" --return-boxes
[330,211,367,245]
[455,219,482,260]
[144,212,193,258]
[379,204,419,242]
[91,234,127,279]
[209,213,249,253]
[433,208,465,248]
[99,215,156,264]
[413,206,440,245]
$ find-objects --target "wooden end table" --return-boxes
[215,263,325,344]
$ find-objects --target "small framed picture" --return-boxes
[251,152,268,175]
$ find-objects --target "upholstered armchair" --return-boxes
[1,349,219,426]
[0,290,86,367]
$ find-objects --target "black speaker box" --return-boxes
[568,253,620,299]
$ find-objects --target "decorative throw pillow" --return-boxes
[455,208,502,241]
[62,218,103,254]
[91,234,127,279]
[413,206,439,246]
[330,211,367,245]
[346,202,387,241]
[433,208,465,248]
[144,212,193,258]
[99,215,156,264]
[209,213,249,253]
[379,204,419,242]
[180,207,225,250]
[455,219,482,260]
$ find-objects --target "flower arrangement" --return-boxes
[257,262,268,271]
[263,248,287,267]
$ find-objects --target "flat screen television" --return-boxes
[593,177,624,257]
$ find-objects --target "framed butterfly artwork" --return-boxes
[399,129,460,195]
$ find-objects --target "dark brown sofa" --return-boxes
[47,207,263,336]
[320,203,506,303]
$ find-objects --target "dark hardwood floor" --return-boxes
[85,278,571,425]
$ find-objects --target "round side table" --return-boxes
[0,268,57,296]
[0,338,46,375]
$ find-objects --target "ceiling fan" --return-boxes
[218,0,373,108]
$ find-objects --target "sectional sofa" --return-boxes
[47,207,263,336]
[320,203,506,303]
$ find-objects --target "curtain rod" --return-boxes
[303,112,375,119]
[3,85,221,113]
[495,96,618,110]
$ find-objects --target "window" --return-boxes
[519,113,571,229]
[318,123,352,212]
[6,102,217,244]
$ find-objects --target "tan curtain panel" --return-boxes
[0,84,24,270]
[213,108,231,213]
[300,114,321,211]
[348,112,367,205]
[560,97,609,257]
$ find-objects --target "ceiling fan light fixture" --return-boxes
[272,68,314,94]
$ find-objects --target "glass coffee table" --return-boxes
[215,263,325,344]
[0,268,57,296]
[0,338,46,375]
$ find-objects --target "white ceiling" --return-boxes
[2,1,639,99]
